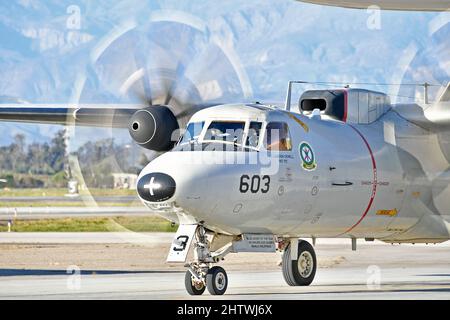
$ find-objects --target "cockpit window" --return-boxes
[246,122,262,148]
[204,121,245,145]
[264,122,292,151]
[179,122,205,145]
[174,120,262,152]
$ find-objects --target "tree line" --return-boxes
[0,130,147,188]
[0,131,66,175]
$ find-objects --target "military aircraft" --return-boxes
[0,0,449,296]
[1,80,449,295]
[298,0,450,11]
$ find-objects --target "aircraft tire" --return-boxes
[184,270,206,295]
[206,266,228,295]
[282,240,317,286]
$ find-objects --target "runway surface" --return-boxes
[0,233,449,299]
[0,196,138,203]
[0,232,172,244]
[0,206,149,219]
[1,267,449,299]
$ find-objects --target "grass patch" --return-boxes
[0,216,178,233]
[113,216,178,232]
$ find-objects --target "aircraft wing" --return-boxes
[298,0,450,11]
[0,102,219,151]
[0,104,141,128]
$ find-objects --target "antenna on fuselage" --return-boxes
[284,80,307,112]
[423,82,430,104]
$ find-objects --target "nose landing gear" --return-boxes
[184,226,231,296]
[185,266,229,296]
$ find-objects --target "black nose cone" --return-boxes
[137,173,176,202]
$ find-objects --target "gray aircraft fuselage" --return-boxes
[137,99,450,244]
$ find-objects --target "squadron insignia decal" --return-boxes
[299,142,317,171]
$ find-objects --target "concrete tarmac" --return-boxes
[0,196,138,203]
[0,233,449,299]
[1,268,449,300]
[0,206,150,219]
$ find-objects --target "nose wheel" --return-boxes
[206,266,228,295]
[185,270,206,295]
[184,266,228,296]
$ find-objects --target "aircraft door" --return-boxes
[264,121,299,229]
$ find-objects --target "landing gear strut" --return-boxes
[182,228,317,294]
[282,240,317,286]
[184,226,230,296]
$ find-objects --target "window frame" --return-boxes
[202,120,247,147]
[262,121,293,152]
[176,119,266,151]
[178,121,206,146]
[245,121,263,150]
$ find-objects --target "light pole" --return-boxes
[64,127,79,197]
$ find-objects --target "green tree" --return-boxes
[49,130,67,173]
[11,134,26,173]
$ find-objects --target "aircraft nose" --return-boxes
[137,172,176,203]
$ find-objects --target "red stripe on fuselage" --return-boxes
[342,90,348,122]
[338,124,377,236]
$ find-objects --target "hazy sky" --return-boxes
[0,0,448,146]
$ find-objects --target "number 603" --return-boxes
[239,175,270,194]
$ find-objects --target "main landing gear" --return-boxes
[281,240,317,286]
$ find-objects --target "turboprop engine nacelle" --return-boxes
[128,105,180,152]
